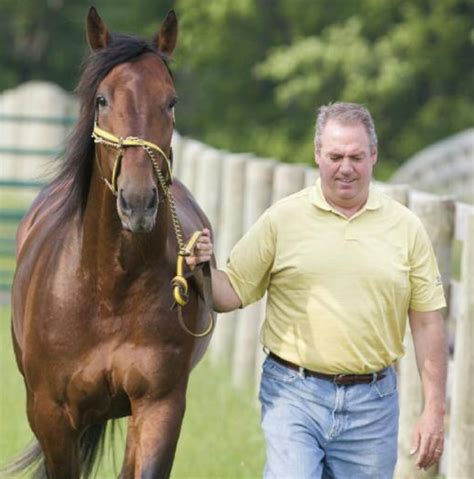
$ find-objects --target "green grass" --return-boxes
[0,306,265,478]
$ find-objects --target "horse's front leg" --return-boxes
[119,416,138,479]
[28,392,80,479]
[132,389,186,479]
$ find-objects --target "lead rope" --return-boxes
[92,124,214,337]
[92,112,214,337]
[143,144,214,338]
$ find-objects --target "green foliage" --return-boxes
[174,0,474,175]
[1,0,473,176]
[0,0,175,92]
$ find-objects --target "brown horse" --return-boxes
[5,7,214,479]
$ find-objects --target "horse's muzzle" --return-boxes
[117,188,158,233]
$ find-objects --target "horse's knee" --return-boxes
[29,398,80,479]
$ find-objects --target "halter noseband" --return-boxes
[91,120,173,196]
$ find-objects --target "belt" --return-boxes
[268,352,386,385]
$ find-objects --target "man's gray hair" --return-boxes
[314,102,378,152]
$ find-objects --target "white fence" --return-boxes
[391,129,474,204]
[0,81,77,182]
[1,82,473,478]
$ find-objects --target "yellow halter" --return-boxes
[91,122,173,196]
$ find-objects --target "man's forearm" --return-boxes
[211,268,241,313]
[409,310,447,411]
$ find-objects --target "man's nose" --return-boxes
[339,157,353,174]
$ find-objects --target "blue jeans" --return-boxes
[259,355,399,479]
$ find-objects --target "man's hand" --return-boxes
[185,228,213,270]
[184,228,241,312]
[410,408,445,470]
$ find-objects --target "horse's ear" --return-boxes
[154,10,178,56]
[86,6,111,51]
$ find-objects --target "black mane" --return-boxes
[49,33,171,220]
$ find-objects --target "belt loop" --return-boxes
[371,372,377,384]
[298,366,306,379]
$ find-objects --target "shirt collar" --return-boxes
[309,178,381,215]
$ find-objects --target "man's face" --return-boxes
[315,119,377,209]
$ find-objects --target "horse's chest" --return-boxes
[58,338,189,426]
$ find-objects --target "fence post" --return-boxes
[0,86,18,179]
[193,146,222,233]
[232,158,276,389]
[375,182,409,205]
[448,209,474,478]
[0,81,76,182]
[304,167,319,187]
[177,138,204,195]
[395,191,454,479]
[19,82,76,181]
[271,164,306,203]
[171,130,184,179]
[209,153,249,367]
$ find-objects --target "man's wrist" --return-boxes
[423,401,446,415]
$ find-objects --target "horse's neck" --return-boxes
[81,177,171,279]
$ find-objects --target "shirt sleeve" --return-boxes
[409,220,447,312]
[224,210,276,307]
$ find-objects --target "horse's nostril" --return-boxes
[146,189,158,211]
[119,189,131,212]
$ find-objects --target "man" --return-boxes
[188,102,446,478]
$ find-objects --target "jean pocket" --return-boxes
[372,367,398,398]
[262,356,300,383]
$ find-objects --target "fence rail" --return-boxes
[1,81,473,478]
[391,128,474,204]
[0,113,76,126]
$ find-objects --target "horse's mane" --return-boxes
[49,33,171,221]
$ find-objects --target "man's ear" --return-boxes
[371,148,378,166]
[315,151,320,167]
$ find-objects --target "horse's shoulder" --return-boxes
[171,179,212,232]
[171,179,198,209]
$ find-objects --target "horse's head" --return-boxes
[87,7,177,233]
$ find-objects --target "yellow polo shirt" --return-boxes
[224,179,446,374]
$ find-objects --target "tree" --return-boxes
[2,0,473,177]
[0,0,175,92]
[175,0,474,177]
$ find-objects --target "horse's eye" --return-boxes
[96,95,107,108]
[168,97,177,110]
